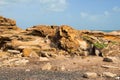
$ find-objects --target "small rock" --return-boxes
[103,57,118,62]
[25,69,30,72]
[29,51,39,58]
[49,53,57,58]
[83,72,97,78]
[7,50,20,54]
[101,65,119,69]
[39,57,49,61]
[22,48,39,57]
[60,66,65,71]
[102,72,117,78]
[22,48,32,57]
[41,63,52,70]
[115,76,120,80]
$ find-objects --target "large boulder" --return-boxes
[54,25,89,55]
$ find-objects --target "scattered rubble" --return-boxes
[1,58,29,67]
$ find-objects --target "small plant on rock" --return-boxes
[93,42,108,49]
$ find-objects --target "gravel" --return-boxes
[0,67,84,80]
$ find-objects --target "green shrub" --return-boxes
[93,42,108,49]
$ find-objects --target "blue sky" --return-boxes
[0,0,120,30]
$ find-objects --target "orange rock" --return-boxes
[22,48,39,57]
[22,48,32,57]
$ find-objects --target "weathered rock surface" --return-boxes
[26,25,58,38]
[54,25,89,55]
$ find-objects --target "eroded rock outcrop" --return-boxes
[0,16,20,30]
[0,16,120,59]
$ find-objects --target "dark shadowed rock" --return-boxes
[103,57,118,63]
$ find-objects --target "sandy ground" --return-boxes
[0,56,120,80]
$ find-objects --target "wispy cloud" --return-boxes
[0,0,67,12]
[104,11,110,16]
[0,0,27,5]
[80,6,120,22]
[0,0,9,6]
[112,6,120,12]
[80,12,105,22]
[80,12,88,18]
[39,0,67,12]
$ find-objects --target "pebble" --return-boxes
[102,72,117,78]
[83,72,97,78]
[39,57,49,61]
[103,57,118,63]
[25,69,30,72]
[41,63,52,70]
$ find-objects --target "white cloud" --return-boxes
[0,0,67,12]
[0,1,6,4]
[80,12,104,22]
[39,0,67,12]
[0,0,9,6]
[80,12,88,18]
[80,12,102,21]
[112,6,120,12]
[0,0,27,4]
[80,6,120,22]
[104,11,110,16]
